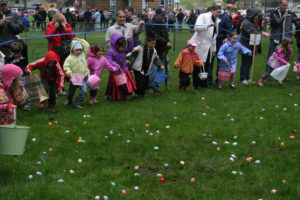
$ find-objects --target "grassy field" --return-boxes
[0,29,300,200]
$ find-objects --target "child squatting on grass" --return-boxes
[258,37,293,86]
[105,33,137,100]
[126,36,164,97]
[63,38,90,109]
[0,64,29,125]
[87,44,118,104]
[217,32,252,89]
[26,50,65,113]
[174,39,204,91]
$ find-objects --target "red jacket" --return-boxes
[45,22,75,52]
[26,51,65,90]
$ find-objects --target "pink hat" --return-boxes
[1,64,23,88]
[187,39,197,47]
[87,75,101,90]
[73,42,83,51]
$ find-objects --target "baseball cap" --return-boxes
[0,1,8,5]
[155,7,167,15]
[187,39,197,47]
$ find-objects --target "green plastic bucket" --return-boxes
[0,125,30,155]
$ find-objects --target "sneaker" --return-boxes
[93,99,98,103]
[276,80,283,85]
[39,103,45,110]
[258,77,264,87]
[74,104,84,109]
[229,84,236,89]
[241,80,249,85]
[217,85,222,89]
[23,105,31,111]
[153,88,160,93]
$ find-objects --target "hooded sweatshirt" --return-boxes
[240,8,260,52]
[106,33,134,73]
[0,64,23,125]
[87,46,118,78]
[26,50,65,90]
[63,38,90,77]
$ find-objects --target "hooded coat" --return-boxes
[26,50,65,90]
[63,38,90,77]
[87,46,117,78]
[0,64,23,125]
[106,33,134,73]
[240,8,260,52]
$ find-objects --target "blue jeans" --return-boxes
[240,54,252,82]
[265,40,278,72]
[21,76,30,107]
[68,80,87,106]
[177,21,183,32]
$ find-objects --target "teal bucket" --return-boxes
[0,125,30,155]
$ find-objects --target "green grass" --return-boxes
[0,29,300,200]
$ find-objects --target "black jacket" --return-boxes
[145,18,170,57]
[295,18,300,49]
[270,9,298,41]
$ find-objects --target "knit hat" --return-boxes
[187,39,197,47]
[73,42,83,51]
[1,64,23,88]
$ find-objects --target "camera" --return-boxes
[57,21,64,32]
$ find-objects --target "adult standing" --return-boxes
[213,6,233,85]
[146,7,170,92]
[47,5,57,22]
[191,5,221,89]
[167,11,176,32]
[84,7,92,31]
[232,11,243,34]
[176,9,185,32]
[105,10,144,48]
[265,0,298,72]
[64,8,72,24]
[93,9,101,30]
[103,10,109,28]
[45,13,75,64]
[240,8,270,85]
[39,7,47,31]
[186,10,197,33]
[0,1,24,63]
[125,7,142,46]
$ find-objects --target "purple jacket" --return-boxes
[107,33,134,73]
[87,47,118,78]
[268,47,293,69]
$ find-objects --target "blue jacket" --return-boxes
[218,41,252,70]
[22,16,30,28]
[217,11,233,41]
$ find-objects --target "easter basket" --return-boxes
[154,72,167,85]
[198,66,208,80]
[218,61,231,82]
[113,73,127,86]
[0,125,30,155]
[70,73,84,86]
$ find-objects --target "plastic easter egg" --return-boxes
[36,171,42,176]
[78,158,82,163]
[145,124,150,127]
[65,130,70,134]
[160,178,166,182]
[28,175,33,179]
[173,101,177,104]
[36,161,41,165]
[202,113,206,116]
[134,186,139,191]
[239,171,243,176]
[226,114,231,117]
[280,142,285,146]
[271,189,277,194]
[212,141,218,145]
[294,104,298,107]
[104,136,108,139]
[95,196,100,200]
[246,157,253,162]
[232,142,238,146]
[69,170,75,174]
[179,160,185,165]
[233,136,238,139]
[130,128,135,131]
[229,157,235,161]
[164,163,169,168]
[48,122,52,126]
[63,123,67,127]
[231,171,237,174]
[32,138,36,142]
[126,140,131,143]
[252,141,256,144]
[134,173,140,177]
[190,178,195,183]
[201,97,205,100]
[103,196,109,200]
[173,116,177,119]
[121,190,126,194]
[109,130,113,135]
[231,154,236,159]
[289,135,295,140]
[77,139,82,143]
[254,160,261,164]
[156,173,163,177]
[216,147,221,151]
[109,181,116,186]
[49,148,53,152]
[165,125,170,129]
[42,152,47,156]
[283,108,287,111]
[149,133,153,136]
[282,180,286,183]
[224,141,230,144]
[230,118,235,122]
[58,179,64,183]
[135,165,140,170]
[154,146,159,151]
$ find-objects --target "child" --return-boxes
[63,38,90,109]
[105,33,137,100]
[87,44,118,104]
[258,37,293,86]
[7,41,30,110]
[218,32,252,88]
[0,64,28,125]
[126,36,164,96]
[26,50,65,112]
[174,39,204,91]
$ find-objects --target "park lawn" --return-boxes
[0,30,300,200]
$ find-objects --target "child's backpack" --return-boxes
[218,60,231,81]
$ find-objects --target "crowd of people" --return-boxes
[0,0,300,125]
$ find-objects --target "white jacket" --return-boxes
[191,12,220,63]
